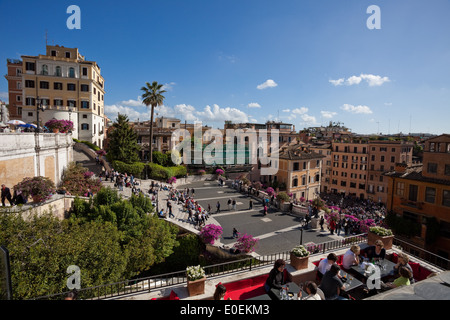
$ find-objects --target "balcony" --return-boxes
[400,198,424,209]
[30,234,448,301]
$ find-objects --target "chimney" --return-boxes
[395,162,407,173]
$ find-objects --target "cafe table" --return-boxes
[339,269,364,292]
[270,282,308,300]
[350,259,396,280]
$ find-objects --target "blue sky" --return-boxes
[1,0,449,134]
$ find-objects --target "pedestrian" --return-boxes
[228,198,232,211]
[216,201,221,213]
[233,228,239,238]
[249,199,253,210]
[1,184,13,207]
[263,204,268,216]
[232,199,236,210]
[167,200,174,218]
[207,203,211,214]
[319,216,325,231]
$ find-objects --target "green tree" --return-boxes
[141,81,166,163]
[107,113,141,164]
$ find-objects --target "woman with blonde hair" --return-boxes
[365,240,386,261]
[342,245,360,270]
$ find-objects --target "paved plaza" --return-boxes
[102,175,342,257]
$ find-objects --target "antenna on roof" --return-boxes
[45,30,48,46]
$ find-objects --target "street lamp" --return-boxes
[35,97,46,133]
[68,106,74,133]
[299,217,307,245]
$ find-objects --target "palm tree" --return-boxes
[141,81,166,164]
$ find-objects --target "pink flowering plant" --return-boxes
[96,149,107,157]
[167,176,177,184]
[60,162,101,196]
[324,210,340,224]
[199,224,223,245]
[215,168,224,176]
[45,119,74,132]
[233,233,259,253]
[359,219,376,233]
[265,187,275,196]
[14,176,56,203]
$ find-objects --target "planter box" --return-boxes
[187,277,206,296]
[290,252,309,270]
[367,231,394,250]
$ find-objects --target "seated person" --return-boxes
[264,259,286,293]
[365,240,386,261]
[299,281,322,300]
[383,266,412,289]
[392,253,415,284]
[158,209,166,218]
[319,264,347,300]
[342,245,360,270]
[317,253,338,277]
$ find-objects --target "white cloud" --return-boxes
[247,102,261,108]
[360,74,390,86]
[105,104,148,121]
[282,109,291,113]
[173,104,198,121]
[329,78,345,86]
[257,79,278,90]
[196,104,249,123]
[300,114,317,125]
[321,111,337,119]
[120,96,144,107]
[330,74,390,87]
[292,107,309,115]
[346,75,363,86]
[0,92,9,103]
[162,82,176,91]
[341,104,373,114]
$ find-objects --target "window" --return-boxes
[81,101,89,109]
[425,187,436,203]
[40,81,49,89]
[82,67,88,76]
[81,123,89,130]
[292,177,298,187]
[391,156,395,163]
[293,162,300,171]
[25,80,35,88]
[67,100,76,108]
[55,66,61,77]
[80,84,89,92]
[408,184,418,202]
[427,163,437,174]
[67,83,76,91]
[430,143,435,152]
[302,176,306,185]
[54,82,63,90]
[341,181,347,187]
[396,182,405,196]
[54,99,63,106]
[41,64,48,75]
[65,51,71,58]
[381,156,385,162]
[16,95,21,102]
[25,97,35,106]
[51,50,57,57]
[445,164,450,176]
[443,190,450,207]
[25,62,35,71]
[69,67,75,78]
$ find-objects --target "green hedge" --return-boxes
[111,161,187,181]
[73,138,100,151]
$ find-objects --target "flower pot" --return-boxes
[187,277,206,296]
[32,195,42,203]
[367,231,394,250]
[52,128,59,133]
[290,252,309,270]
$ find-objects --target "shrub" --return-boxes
[199,224,223,245]
[45,119,74,132]
[60,162,102,196]
[233,233,259,253]
[369,226,393,236]
[186,265,205,281]
[215,168,224,176]
[276,191,290,202]
[14,176,55,203]
[112,161,145,178]
[291,245,310,257]
[265,187,275,196]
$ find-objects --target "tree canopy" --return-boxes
[107,113,141,164]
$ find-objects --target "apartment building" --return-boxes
[275,143,324,200]
[6,45,106,147]
[385,134,450,259]
[4,59,23,119]
[328,140,414,204]
[309,143,332,193]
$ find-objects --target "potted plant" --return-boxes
[368,226,394,250]
[14,176,56,203]
[199,224,223,245]
[186,265,206,296]
[45,119,74,133]
[290,245,310,270]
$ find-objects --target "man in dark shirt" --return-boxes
[1,184,13,207]
[319,264,347,300]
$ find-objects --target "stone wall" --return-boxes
[0,132,73,188]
